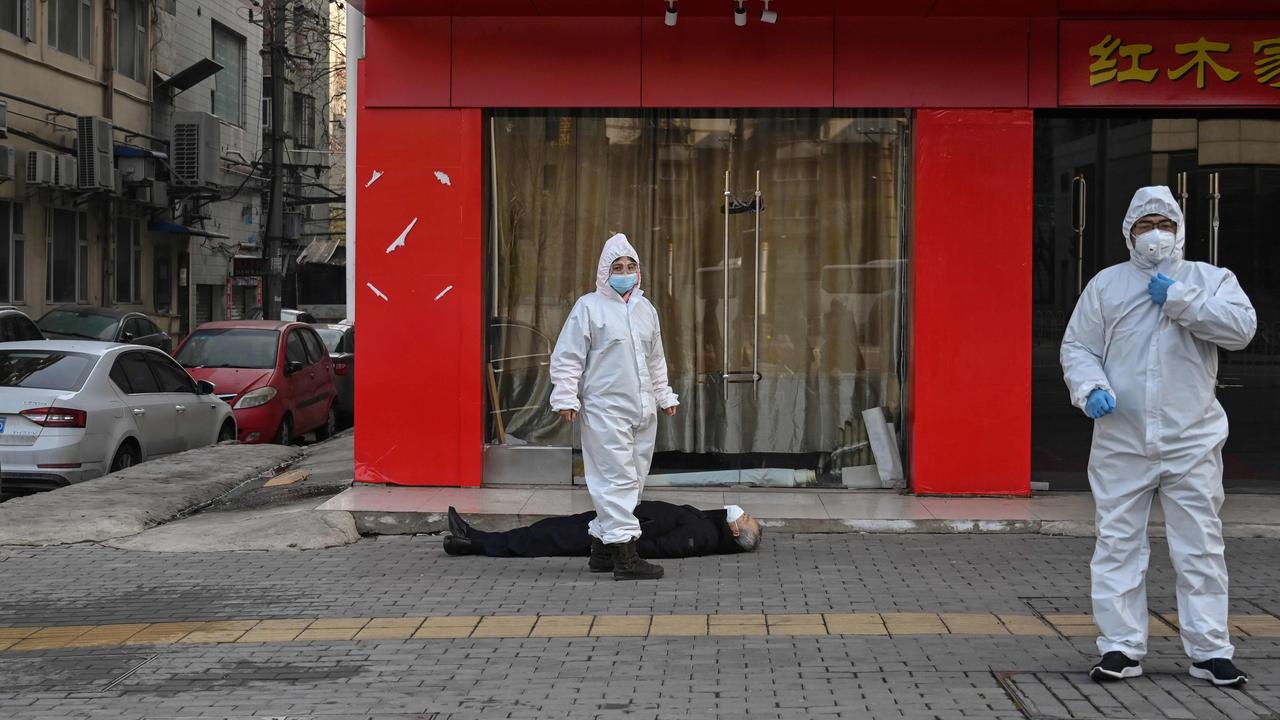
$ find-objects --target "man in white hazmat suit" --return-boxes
[1061,186,1256,687]
[550,233,679,581]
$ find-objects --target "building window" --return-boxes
[115,217,142,304]
[0,0,32,39]
[47,208,87,304]
[211,22,245,126]
[48,0,92,60]
[292,92,315,148]
[116,0,146,82]
[0,201,24,303]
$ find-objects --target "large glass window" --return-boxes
[1032,113,1280,493]
[47,0,91,60]
[211,22,245,126]
[487,110,910,486]
[46,208,86,304]
[0,0,31,39]
[0,201,24,303]
[116,0,146,82]
[114,217,142,304]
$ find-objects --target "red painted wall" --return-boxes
[910,109,1033,496]
[354,107,484,487]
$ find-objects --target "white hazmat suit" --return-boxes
[1061,186,1256,662]
[550,234,679,545]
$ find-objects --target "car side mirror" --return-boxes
[196,380,215,395]
[285,360,305,374]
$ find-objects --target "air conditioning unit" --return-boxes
[117,156,155,183]
[285,148,327,169]
[76,115,115,190]
[171,111,222,189]
[0,100,7,138]
[54,155,78,188]
[25,150,55,186]
[137,179,167,207]
[0,145,15,181]
[283,211,303,241]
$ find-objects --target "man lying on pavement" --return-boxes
[441,501,762,567]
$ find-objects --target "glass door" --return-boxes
[1032,115,1280,492]
[487,110,910,487]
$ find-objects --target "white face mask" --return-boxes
[1135,229,1176,262]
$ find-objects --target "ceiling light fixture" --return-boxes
[760,0,777,24]
[665,0,677,27]
[734,0,747,27]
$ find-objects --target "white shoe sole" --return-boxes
[1189,666,1247,686]
[1090,664,1143,681]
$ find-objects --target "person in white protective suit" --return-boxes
[1061,186,1256,687]
[550,233,679,581]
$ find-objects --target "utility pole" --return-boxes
[263,0,287,321]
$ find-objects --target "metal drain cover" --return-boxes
[0,653,154,692]
[996,671,1278,720]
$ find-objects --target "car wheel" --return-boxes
[217,420,237,444]
[110,442,139,473]
[315,405,337,441]
[275,415,293,446]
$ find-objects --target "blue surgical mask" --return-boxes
[609,274,638,295]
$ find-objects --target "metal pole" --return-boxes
[263,0,287,321]
[1072,175,1086,295]
[1210,172,1221,265]
[752,169,760,392]
[1176,171,1188,217]
[723,169,730,387]
[345,4,362,323]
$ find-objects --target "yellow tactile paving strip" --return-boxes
[1,612,1277,652]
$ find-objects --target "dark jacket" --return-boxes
[473,500,745,559]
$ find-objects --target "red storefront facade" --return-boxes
[349,1,1280,496]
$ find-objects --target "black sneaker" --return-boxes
[1090,651,1142,682]
[1190,658,1247,687]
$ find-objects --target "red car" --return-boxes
[175,321,338,445]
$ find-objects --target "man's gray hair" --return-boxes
[734,521,762,552]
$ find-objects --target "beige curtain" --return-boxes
[488,111,907,479]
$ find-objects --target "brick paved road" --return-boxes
[1,534,1278,719]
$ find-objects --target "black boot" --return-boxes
[609,539,663,581]
[588,537,613,573]
[443,535,481,556]
[447,506,473,538]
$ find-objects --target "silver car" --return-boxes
[0,342,237,494]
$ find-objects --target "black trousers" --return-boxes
[474,511,598,558]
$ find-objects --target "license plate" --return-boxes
[0,417,7,433]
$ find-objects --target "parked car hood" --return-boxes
[185,367,274,397]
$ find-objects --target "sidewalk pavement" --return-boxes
[319,483,1280,538]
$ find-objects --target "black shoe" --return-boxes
[447,506,472,538]
[1090,651,1142,682]
[609,539,663,581]
[1190,658,1247,687]
[588,537,613,573]
[443,534,480,556]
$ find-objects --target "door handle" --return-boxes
[1072,175,1087,295]
[132,408,146,416]
[175,405,186,413]
[1209,171,1221,265]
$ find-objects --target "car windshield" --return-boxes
[176,329,280,370]
[315,328,343,353]
[37,310,118,340]
[0,350,96,391]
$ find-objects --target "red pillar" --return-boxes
[354,107,484,486]
[910,109,1033,496]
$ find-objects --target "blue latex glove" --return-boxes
[1085,388,1116,419]
[1148,273,1175,305]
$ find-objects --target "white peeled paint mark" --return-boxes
[386,217,417,254]
[366,283,389,301]
[434,171,451,186]
[434,285,454,302]
[365,170,384,188]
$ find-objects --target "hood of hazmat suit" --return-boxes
[548,233,679,544]
[1060,186,1256,664]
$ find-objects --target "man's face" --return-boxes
[1132,214,1177,239]
[729,513,760,539]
